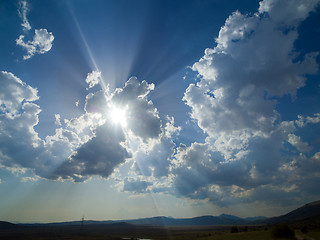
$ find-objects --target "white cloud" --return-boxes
[164,116,181,139]
[0,71,39,118]
[0,71,43,171]
[132,134,176,178]
[259,0,320,26]
[173,0,320,206]
[85,71,101,89]
[18,0,31,31]
[55,76,170,182]
[15,0,55,60]
[3,0,320,209]
[288,134,312,152]
[51,75,164,182]
[0,70,173,183]
[16,29,54,60]
[296,113,320,127]
[54,114,61,126]
[0,71,87,180]
[21,176,38,182]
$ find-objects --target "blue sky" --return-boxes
[1,0,320,223]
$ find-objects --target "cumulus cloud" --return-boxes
[0,71,43,170]
[132,133,176,178]
[15,1,55,60]
[0,71,39,118]
[64,76,165,182]
[18,0,31,31]
[16,29,54,60]
[60,75,165,182]
[85,71,101,89]
[259,0,320,26]
[0,73,85,180]
[0,70,171,183]
[172,0,320,206]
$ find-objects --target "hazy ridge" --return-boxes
[2,200,319,228]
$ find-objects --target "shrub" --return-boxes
[301,225,308,233]
[241,226,248,232]
[270,223,295,239]
[230,226,239,233]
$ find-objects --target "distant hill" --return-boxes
[245,216,267,221]
[0,221,18,230]
[100,222,136,229]
[219,214,243,221]
[7,200,319,227]
[259,200,320,224]
[125,215,248,226]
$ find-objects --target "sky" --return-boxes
[1,0,320,223]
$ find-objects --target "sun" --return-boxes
[110,105,127,127]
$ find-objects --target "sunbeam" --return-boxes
[67,1,108,92]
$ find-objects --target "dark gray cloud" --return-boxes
[53,123,131,182]
[122,178,152,194]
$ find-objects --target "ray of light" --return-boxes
[67,1,108,93]
[129,155,174,239]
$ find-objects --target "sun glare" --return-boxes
[110,105,127,127]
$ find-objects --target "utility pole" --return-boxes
[80,215,84,235]
[81,215,84,228]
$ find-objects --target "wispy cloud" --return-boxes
[18,0,31,31]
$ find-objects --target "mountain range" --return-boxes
[1,200,319,228]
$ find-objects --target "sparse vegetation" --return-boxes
[230,226,239,233]
[300,225,308,233]
[240,226,248,232]
[1,225,320,240]
[270,223,295,239]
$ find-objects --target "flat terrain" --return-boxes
[1,224,320,240]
